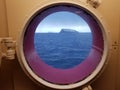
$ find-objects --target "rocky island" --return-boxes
[59,29,79,34]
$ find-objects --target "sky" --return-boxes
[35,11,91,33]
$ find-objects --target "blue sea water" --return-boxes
[34,30,92,69]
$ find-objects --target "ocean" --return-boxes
[34,30,92,69]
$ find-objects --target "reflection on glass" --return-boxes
[34,11,92,69]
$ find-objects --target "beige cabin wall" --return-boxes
[92,0,120,90]
[0,0,8,37]
[117,16,120,90]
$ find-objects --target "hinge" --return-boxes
[87,0,101,8]
[82,85,93,90]
[0,37,16,66]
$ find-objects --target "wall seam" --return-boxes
[3,0,9,36]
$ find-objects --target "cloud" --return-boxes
[35,11,91,33]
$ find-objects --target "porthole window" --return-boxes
[34,11,92,69]
[17,2,109,89]
[24,5,104,84]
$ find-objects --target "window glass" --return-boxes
[34,11,92,69]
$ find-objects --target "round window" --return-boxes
[17,3,109,89]
[34,11,92,69]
